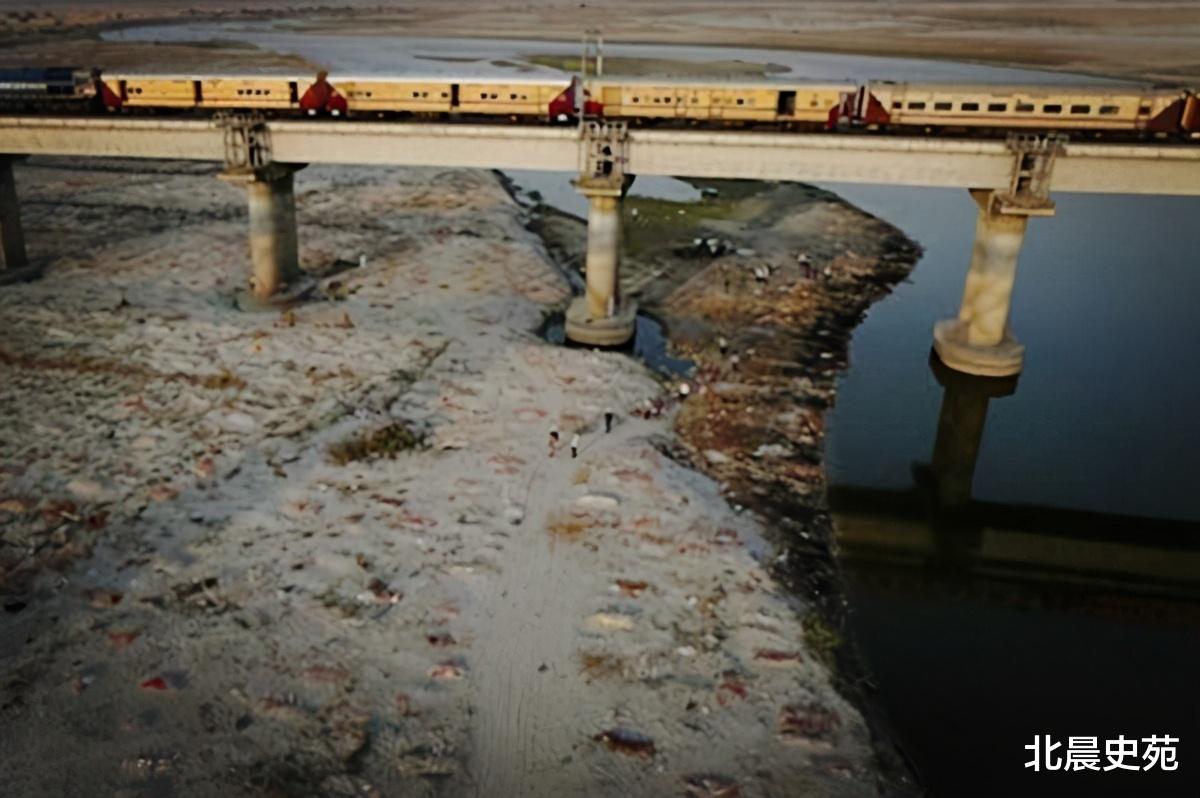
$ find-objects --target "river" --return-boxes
[101,22,1200,796]
[821,186,1200,796]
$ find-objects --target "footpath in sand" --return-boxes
[0,159,877,796]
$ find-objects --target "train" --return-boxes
[3,66,1198,138]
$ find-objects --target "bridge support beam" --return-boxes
[220,163,303,299]
[564,175,637,346]
[0,156,29,276]
[933,188,1052,377]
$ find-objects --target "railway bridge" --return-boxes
[2,116,1199,376]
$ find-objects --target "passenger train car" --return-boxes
[839,81,1200,134]
[2,66,1198,138]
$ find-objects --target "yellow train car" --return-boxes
[865,82,1188,132]
[591,79,847,124]
[107,74,196,108]
[105,73,307,110]
[333,77,454,114]
[197,76,298,110]
[774,83,848,124]
[454,79,570,117]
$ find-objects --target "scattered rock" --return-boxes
[594,727,656,758]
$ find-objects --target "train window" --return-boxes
[491,93,498,99]
[1043,104,1062,113]
[961,102,979,111]
[1138,105,1151,115]
[1070,104,1090,114]
[441,92,448,98]
[480,93,487,99]
[367,92,374,98]
[423,92,429,98]
[510,93,517,99]
[892,101,901,109]
[736,98,744,105]
[934,102,952,111]
[1016,102,1035,112]
[987,103,1006,112]
[632,96,639,103]
[907,101,926,110]
[1099,105,1119,115]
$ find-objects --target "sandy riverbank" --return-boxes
[526,176,923,785]
[0,158,901,796]
[3,2,1199,84]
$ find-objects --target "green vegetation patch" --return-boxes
[801,612,842,669]
[328,422,424,465]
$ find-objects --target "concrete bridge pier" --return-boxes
[565,174,637,346]
[0,156,29,276]
[933,188,1052,377]
[220,163,303,299]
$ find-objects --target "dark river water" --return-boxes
[822,185,1200,797]
[100,22,1198,795]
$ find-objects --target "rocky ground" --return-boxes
[0,159,899,796]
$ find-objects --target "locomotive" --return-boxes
[3,66,1198,138]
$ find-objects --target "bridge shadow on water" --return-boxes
[830,353,1200,797]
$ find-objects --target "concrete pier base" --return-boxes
[0,156,30,277]
[565,295,639,346]
[220,163,303,299]
[933,188,1045,377]
[565,175,635,346]
[932,318,1024,378]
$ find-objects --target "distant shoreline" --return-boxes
[2,4,1197,85]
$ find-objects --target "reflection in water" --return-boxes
[927,355,1017,510]
[830,353,1200,797]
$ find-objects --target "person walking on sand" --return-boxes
[604,407,614,434]
[549,425,559,457]
[570,433,580,459]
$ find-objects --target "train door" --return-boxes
[776,90,796,118]
[450,84,460,108]
[711,89,725,122]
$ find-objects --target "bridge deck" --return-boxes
[1,116,1198,195]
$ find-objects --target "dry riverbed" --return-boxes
[0,159,906,796]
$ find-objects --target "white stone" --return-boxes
[220,411,257,433]
[752,443,790,459]
[703,449,730,465]
[66,478,106,502]
[575,492,620,509]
